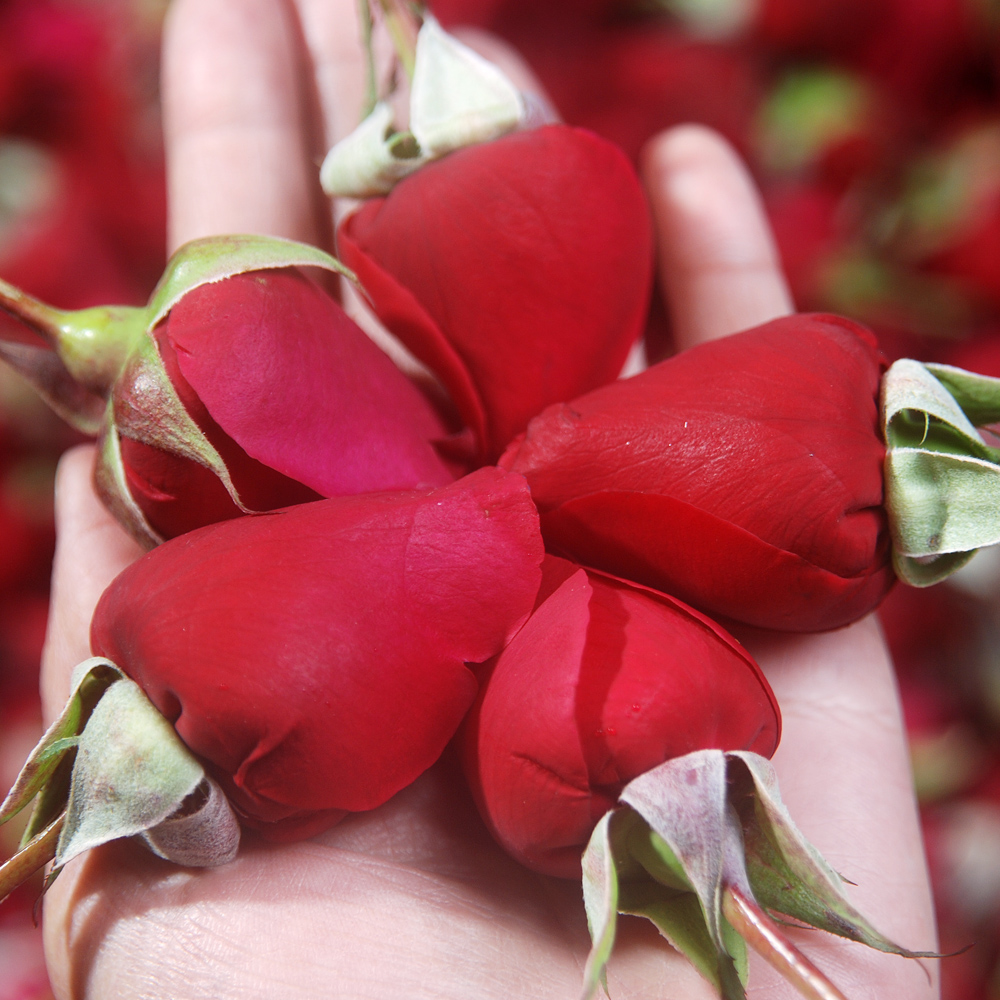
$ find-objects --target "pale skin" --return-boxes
[35,0,940,997]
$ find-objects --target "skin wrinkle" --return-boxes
[72,835,584,999]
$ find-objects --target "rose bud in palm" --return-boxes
[0,234,453,545]
[500,312,892,632]
[337,123,653,463]
[0,466,543,899]
[460,554,933,1000]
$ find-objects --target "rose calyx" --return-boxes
[1,233,455,545]
[0,234,353,427]
[883,358,1000,584]
[581,750,935,1000]
[320,11,528,198]
[0,658,238,904]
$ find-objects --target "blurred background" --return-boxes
[1,0,999,996]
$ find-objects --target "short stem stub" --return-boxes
[0,812,63,904]
[0,276,64,348]
[376,0,421,81]
[722,885,850,1000]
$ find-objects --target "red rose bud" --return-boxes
[93,467,542,835]
[0,234,453,545]
[460,555,933,1000]
[337,124,653,463]
[0,468,543,898]
[501,313,893,632]
[460,555,780,879]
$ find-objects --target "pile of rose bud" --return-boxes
[0,11,994,1000]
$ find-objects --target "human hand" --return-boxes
[37,1,939,997]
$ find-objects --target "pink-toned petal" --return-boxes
[165,269,454,498]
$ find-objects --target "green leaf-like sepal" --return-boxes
[883,358,1000,585]
[409,15,525,158]
[577,750,934,1000]
[94,410,165,547]
[102,333,247,544]
[320,102,429,198]
[54,678,205,869]
[580,810,625,1000]
[0,658,120,837]
[319,16,527,199]
[146,234,356,329]
[729,751,933,957]
[0,658,240,903]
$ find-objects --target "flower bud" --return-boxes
[91,467,544,840]
[0,234,453,544]
[0,467,543,900]
[460,554,933,1000]
[337,124,653,463]
[501,313,892,631]
[460,555,779,878]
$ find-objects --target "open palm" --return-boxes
[38,1,938,997]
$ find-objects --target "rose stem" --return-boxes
[722,885,851,1000]
[0,812,64,904]
[376,0,419,81]
[357,0,378,117]
[0,277,63,348]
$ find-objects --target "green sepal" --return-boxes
[577,750,935,1000]
[623,818,748,998]
[146,234,356,329]
[0,339,107,434]
[0,276,145,420]
[729,751,936,958]
[94,409,165,548]
[0,658,121,837]
[627,821,749,986]
[0,813,64,904]
[320,15,526,199]
[54,677,205,871]
[882,358,1000,585]
[320,102,429,198]
[53,305,148,396]
[107,334,246,526]
[0,658,236,901]
[619,878,748,1000]
[620,751,732,954]
[580,753,750,1000]
[926,362,1000,426]
[580,810,626,1000]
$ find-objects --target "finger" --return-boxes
[291,0,367,153]
[739,617,939,999]
[641,124,793,351]
[162,0,322,250]
[40,445,143,723]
